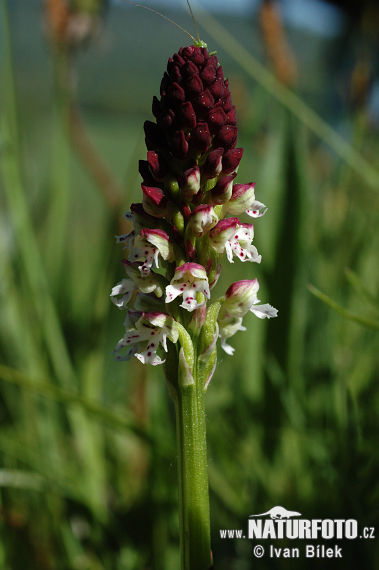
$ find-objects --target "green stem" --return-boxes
[170,357,211,570]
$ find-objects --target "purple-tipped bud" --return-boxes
[213,125,238,150]
[144,120,165,150]
[210,172,237,204]
[181,165,201,199]
[191,122,211,153]
[147,151,167,181]
[224,182,256,215]
[171,130,189,160]
[202,147,224,179]
[141,185,168,217]
[179,101,197,129]
[206,107,227,134]
[220,279,260,319]
[168,82,186,104]
[209,217,239,252]
[222,148,244,174]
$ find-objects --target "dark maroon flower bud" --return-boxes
[171,130,189,160]
[191,49,205,66]
[220,89,233,113]
[173,52,185,66]
[182,61,199,79]
[222,148,244,174]
[179,101,197,129]
[209,79,225,99]
[144,120,165,150]
[169,66,181,84]
[216,66,224,81]
[194,89,215,114]
[206,107,226,134]
[210,172,237,204]
[152,95,161,118]
[191,122,211,153]
[147,151,167,181]
[185,74,203,97]
[159,109,176,131]
[202,147,224,179]
[179,46,194,59]
[226,106,237,125]
[168,82,186,104]
[200,63,216,87]
[160,72,169,95]
[139,160,155,185]
[213,125,238,150]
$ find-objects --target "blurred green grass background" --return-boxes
[1,0,379,568]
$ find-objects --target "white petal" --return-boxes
[165,283,184,303]
[220,338,235,355]
[250,303,278,319]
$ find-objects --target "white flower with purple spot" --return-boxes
[224,222,261,263]
[128,229,173,277]
[110,279,138,309]
[112,311,179,365]
[209,218,261,263]
[165,262,210,312]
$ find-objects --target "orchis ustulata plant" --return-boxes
[111,37,277,569]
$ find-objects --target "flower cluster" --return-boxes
[111,45,277,370]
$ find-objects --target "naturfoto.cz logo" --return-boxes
[219,506,376,560]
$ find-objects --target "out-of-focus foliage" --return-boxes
[1,1,378,568]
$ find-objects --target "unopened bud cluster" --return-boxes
[111,45,277,378]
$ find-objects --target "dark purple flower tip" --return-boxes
[219,90,233,113]
[170,130,189,160]
[184,74,204,97]
[206,107,227,134]
[200,63,216,87]
[179,101,197,129]
[191,122,211,153]
[181,203,191,221]
[191,49,205,67]
[147,151,167,181]
[144,121,166,150]
[169,65,181,84]
[202,147,224,179]
[209,79,225,100]
[173,52,185,66]
[159,109,176,131]
[141,185,167,209]
[210,172,237,204]
[216,66,224,81]
[194,89,215,114]
[152,96,161,118]
[160,72,169,96]
[139,160,155,185]
[222,148,244,174]
[226,106,237,125]
[182,60,199,79]
[168,82,186,104]
[213,125,238,150]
